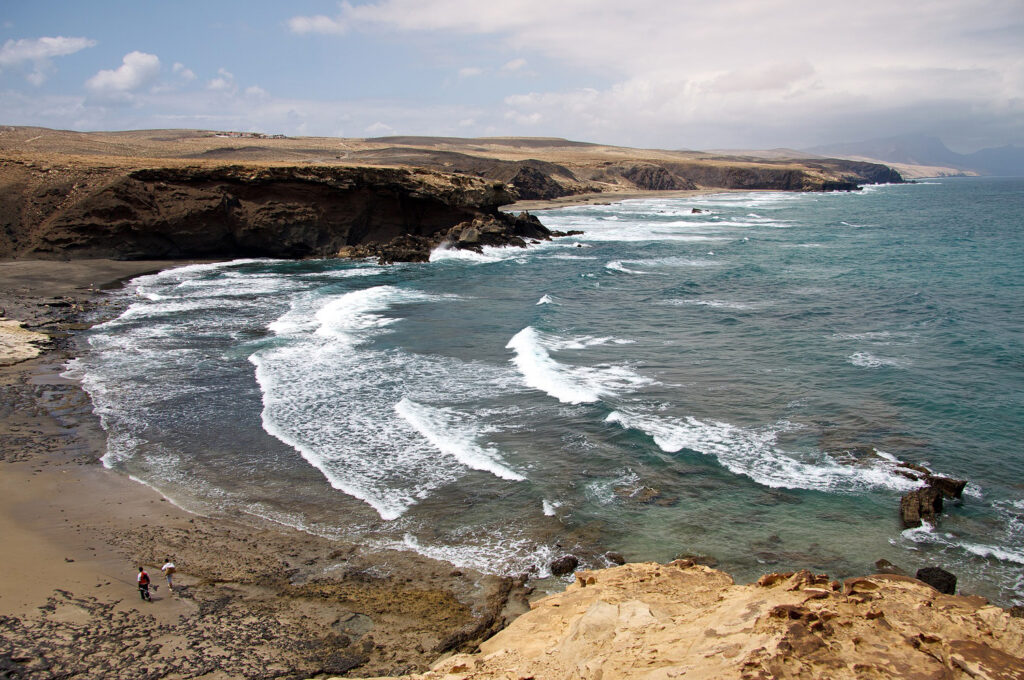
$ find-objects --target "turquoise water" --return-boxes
[69,177,1024,604]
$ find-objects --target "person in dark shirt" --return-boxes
[137,567,151,601]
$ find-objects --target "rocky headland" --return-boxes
[0,126,905,264]
[344,562,1024,680]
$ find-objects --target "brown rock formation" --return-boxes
[0,127,907,263]
[0,160,514,260]
[901,486,944,527]
[343,562,1024,680]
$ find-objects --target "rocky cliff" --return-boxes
[343,562,1024,680]
[0,159,516,260]
[0,127,907,263]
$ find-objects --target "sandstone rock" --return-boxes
[549,555,579,577]
[674,553,719,568]
[916,566,957,595]
[351,563,1024,680]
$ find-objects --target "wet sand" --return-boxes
[0,259,530,679]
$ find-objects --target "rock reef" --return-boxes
[344,562,1024,680]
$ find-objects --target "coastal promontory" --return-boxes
[0,126,905,263]
[344,562,1024,680]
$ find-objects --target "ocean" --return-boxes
[67,177,1024,605]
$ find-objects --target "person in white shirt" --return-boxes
[161,558,176,590]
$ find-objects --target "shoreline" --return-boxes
[0,258,531,678]
[3,228,1020,675]
[502,187,729,212]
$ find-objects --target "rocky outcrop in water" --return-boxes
[901,486,944,528]
[897,461,969,528]
[335,211,571,264]
[342,562,1024,680]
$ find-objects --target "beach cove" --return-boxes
[2,176,1023,678]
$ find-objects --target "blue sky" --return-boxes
[2,1,1022,151]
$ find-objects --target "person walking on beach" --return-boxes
[161,558,176,591]
[137,566,151,601]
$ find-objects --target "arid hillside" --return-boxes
[0,126,904,261]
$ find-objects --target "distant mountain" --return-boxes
[806,134,1024,176]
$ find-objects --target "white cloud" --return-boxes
[365,121,396,135]
[458,66,483,78]
[172,62,196,81]
[207,68,236,92]
[0,36,96,85]
[287,13,348,35]
[292,0,1024,149]
[0,36,96,66]
[86,51,161,93]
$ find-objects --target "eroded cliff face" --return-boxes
[0,161,514,260]
[345,562,1024,680]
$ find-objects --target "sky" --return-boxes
[1,1,1022,152]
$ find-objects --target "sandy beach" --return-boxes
[0,259,530,679]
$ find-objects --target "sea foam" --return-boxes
[395,398,524,481]
[505,327,652,405]
[252,285,520,520]
[605,409,922,493]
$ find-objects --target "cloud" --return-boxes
[458,66,483,78]
[0,36,96,66]
[365,121,396,135]
[0,36,96,85]
[86,51,161,93]
[207,68,236,92]
[172,62,196,81]
[285,0,1024,149]
[287,13,348,35]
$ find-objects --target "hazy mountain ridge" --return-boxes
[806,134,1024,176]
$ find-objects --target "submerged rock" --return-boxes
[874,559,907,576]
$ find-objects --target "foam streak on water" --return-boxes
[395,398,524,481]
[505,327,651,404]
[605,409,922,493]
[252,285,519,520]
